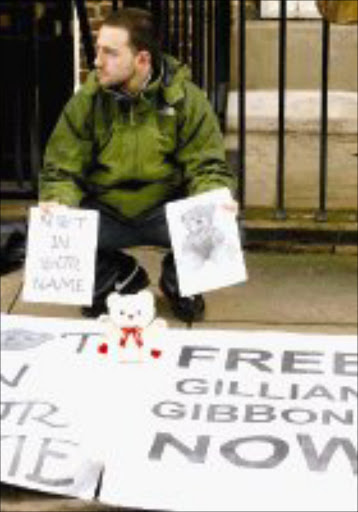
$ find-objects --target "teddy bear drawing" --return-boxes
[181,203,225,270]
[97,290,167,362]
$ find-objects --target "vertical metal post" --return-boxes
[123,0,149,7]
[14,89,24,188]
[29,2,41,192]
[161,0,170,54]
[238,0,246,211]
[191,0,202,86]
[206,0,214,101]
[275,0,287,220]
[182,0,189,64]
[172,0,180,58]
[198,0,205,89]
[316,18,330,222]
[214,1,230,132]
[13,7,24,189]
[150,0,164,50]
[73,0,95,69]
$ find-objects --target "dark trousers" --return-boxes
[81,198,178,297]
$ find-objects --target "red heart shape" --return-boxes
[151,349,162,359]
[98,343,108,354]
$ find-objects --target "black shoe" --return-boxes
[82,263,150,318]
[159,277,205,323]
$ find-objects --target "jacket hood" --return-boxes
[80,54,191,106]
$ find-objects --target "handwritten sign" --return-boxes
[23,207,99,305]
[0,313,103,499]
[166,188,247,296]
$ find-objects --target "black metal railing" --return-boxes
[317,16,330,222]
[0,0,73,199]
[235,0,346,232]
[1,0,356,244]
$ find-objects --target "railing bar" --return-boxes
[14,89,24,188]
[215,1,230,132]
[73,0,95,70]
[238,0,246,211]
[28,1,41,193]
[316,18,330,221]
[276,0,287,219]
[12,2,24,188]
[182,0,189,64]
[214,1,220,113]
[207,0,214,101]
[198,0,205,89]
[150,0,163,51]
[162,0,170,54]
[173,0,180,58]
[191,0,200,85]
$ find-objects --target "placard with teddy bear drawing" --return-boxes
[166,188,247,297]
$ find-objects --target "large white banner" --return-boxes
[97,330,358,512]
[0,314,103,499]
[1,314,357,511]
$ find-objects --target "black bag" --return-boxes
[0,221,27,276]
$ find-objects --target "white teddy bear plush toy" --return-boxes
[97,290,167,362]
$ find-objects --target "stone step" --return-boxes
[230,20,357,92]
[226,90,357,134]
[225,90,358,212]
[225,128,357,211]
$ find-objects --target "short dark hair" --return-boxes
[101,8,161,66]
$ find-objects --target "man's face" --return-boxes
[95,26,137,88]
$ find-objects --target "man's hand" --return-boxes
[38,201,64,214]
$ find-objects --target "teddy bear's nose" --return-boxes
[128,314,134,319]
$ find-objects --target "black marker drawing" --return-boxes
[166,189,247,296]
[181,204,224,268]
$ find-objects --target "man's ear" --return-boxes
[136,49,151,67]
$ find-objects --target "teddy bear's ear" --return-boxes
[137,290,154,310]
[106,292,120,310]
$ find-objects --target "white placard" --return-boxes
[0,314,103,499]
[166,188,247,296]
[23,207,99,306]
[98,330,358,512]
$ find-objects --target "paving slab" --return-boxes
[227,91,358,134]
[6,269,83,319]
[1,269,82,319]
[2,251,356,330]
[0,270,23,313]
[192,252,358,326]
[0,486,114,512]
[195,322,357,335]
[225,132,358,210]
[0,248,187,327]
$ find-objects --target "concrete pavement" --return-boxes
[1,247,357,333]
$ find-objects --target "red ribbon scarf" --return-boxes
[119,327,144,348]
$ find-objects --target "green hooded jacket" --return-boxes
[40,55,236,218]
